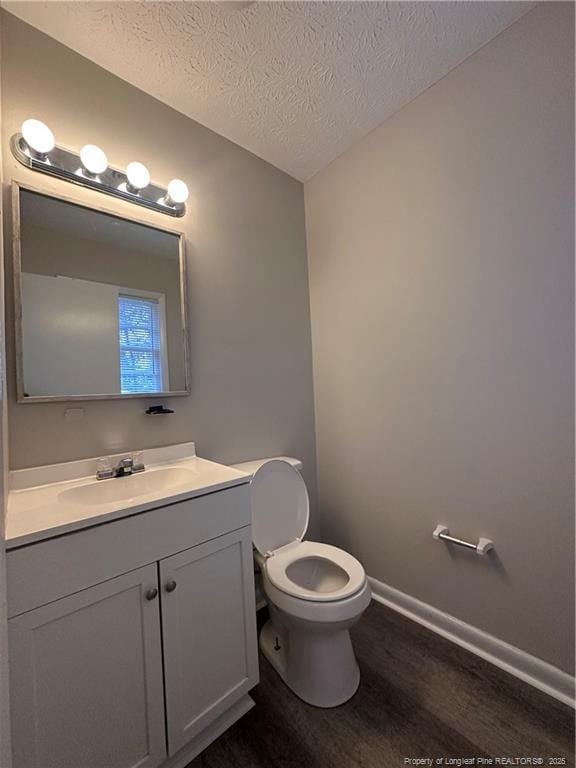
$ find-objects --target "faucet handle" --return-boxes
[132,451,145,473]
[96,457,114,480]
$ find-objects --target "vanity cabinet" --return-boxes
[9,564,167,768]
[161,529,258,754]
[6,485,259,768]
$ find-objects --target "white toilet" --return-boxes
[234,457,371,708]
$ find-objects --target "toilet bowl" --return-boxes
[237,458,371,708]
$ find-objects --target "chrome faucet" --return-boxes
[115,457,135,477]
[96,454,145,480]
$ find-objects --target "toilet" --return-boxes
[233,457,372,708]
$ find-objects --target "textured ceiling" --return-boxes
[4,1,535,180]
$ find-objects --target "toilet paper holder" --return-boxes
[433,524,494,556]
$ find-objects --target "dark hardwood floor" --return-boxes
[192,601,575,767]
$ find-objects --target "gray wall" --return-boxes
[305,3,574,673]
[1,14,317,518]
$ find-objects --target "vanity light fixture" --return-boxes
[10,119,187,217]
[79,144,108,178]
[20,119,55,159]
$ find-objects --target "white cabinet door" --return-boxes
[9,564,166,768]
[160,527,259,755]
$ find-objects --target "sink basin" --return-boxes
[59,467,196,507]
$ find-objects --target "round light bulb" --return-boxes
[21,119,55,156]
[80,144,108,176]
[167,179,189,205]
[126,161,150,191]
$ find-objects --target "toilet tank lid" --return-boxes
[231,456,303,476]
[249,459,309,556]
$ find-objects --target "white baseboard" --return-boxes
[368,576,575,709]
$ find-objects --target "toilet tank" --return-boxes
[231,456,303,476]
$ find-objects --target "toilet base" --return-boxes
[259,617,360,708]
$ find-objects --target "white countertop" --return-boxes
[6,443,250,549]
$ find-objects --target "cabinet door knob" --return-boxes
[165,580,177,593]
[145,587,158,601]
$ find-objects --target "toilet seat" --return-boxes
[250,459,367,604]
[265,541,366,602]
[264,575,372,625]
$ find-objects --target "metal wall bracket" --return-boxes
[10,134,185,218]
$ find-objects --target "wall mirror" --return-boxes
[13,184,189,402]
